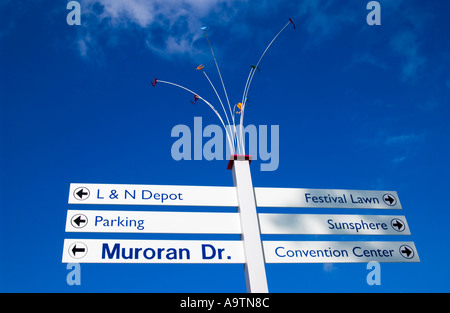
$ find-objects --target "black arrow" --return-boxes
[71,245,86,256]
[384,195,395,205]
[392,220,404,230]
[401,246,412,257]
[76,189,88,199]
[73,215,86,227]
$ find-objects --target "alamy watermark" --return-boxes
[66,1,81,26]
[66,1,381,27]
[170,117,279,171]
[366,261,381,286]
[66,263,81,286]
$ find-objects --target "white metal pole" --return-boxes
[231,156,269,293]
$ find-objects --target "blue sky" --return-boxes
[1,0,449,292]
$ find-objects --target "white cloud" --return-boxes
[78,0,245,59]
[84,0,225,27]
[323,263,336,273]
[383,132,426,164]
[346,52,387,71]
[75,0,363,60]
[97,0,155,27]
[74,0,433,91]
[390,30,426,82]
[391,155,407,164]
[77,38,88,57]
[384,132,425,145]
[295,0,358,43]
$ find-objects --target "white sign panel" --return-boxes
[66,210,241,234]
[258,214,410,235]
[263,241,419,263]
[62,239,245,264]
[254,187,402,209]
[68,183,238,207]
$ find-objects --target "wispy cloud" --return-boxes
[0,0,19,40]
[82,0,236,27]
[391,155,407,164]
[390,30,426,82]
[73,0,436,93]
[77,0,245,60]
[323,263,336,273]
[75,0,363,60]
[384,132,425,145]
[345,52,387,71]
[385,132,426,164]
[0,18,15,40]
[358,130,426,164]
[294,0,358,43]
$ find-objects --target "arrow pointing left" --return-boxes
[72,245,85,255]
[68,242,87,259]
[73,187,90,200]
[71,214,88,228]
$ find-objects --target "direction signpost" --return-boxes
[63,239,245,263]
[66,210,410,236]
[254,187,402,209]
[258,214,410,235]
[69,183,237,207]
[66,210,241,234]
[63,158,420,293]
[263,241,419,263]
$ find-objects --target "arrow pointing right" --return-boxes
[399,245,414,259]
[391,219,404,231]
[384,195,395,205]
